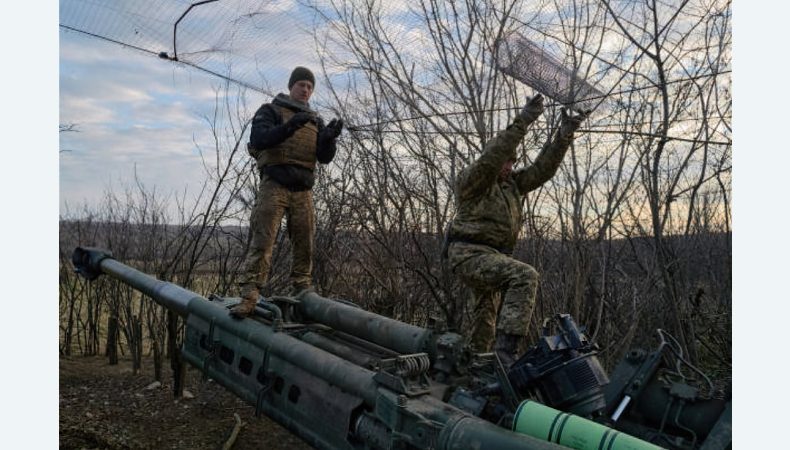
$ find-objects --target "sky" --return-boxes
[58,0,328,218]
[60,31,218,213]
[56,0,430,219]
[0,0,788,448]
[59,32,256,220]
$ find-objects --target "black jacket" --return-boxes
[249,94,337,191]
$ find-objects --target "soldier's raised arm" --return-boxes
[514,108,589,195]
[455,95,545,200]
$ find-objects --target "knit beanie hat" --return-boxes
[288,66,315,89]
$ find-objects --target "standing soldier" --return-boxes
[231,66,344,318]
[445,94,588,366]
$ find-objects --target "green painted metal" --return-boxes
[72,247,568,450]
[297,291,433,355]
[513,400,665,450]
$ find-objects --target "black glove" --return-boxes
[319,118,344,143]
[559,107,591,138]
[246,142,258,158]
[285,112,314,133]
[519,94,545,121]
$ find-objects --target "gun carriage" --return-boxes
[72,247,730,450]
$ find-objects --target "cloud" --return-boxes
[59,95,118,126]
[59,29,248,217]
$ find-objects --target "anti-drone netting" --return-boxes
[60,0,329,95]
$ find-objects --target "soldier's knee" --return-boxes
[509,263,539,288]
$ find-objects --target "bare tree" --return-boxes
[597,0,731,362]
[303,0,730,369]
[306,0,543,329]
[59,80,256,387]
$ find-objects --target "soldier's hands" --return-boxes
[319,117,344,143]
[559,107,591,138]
[246,142,259,158]
[286,112,314,133]
[519,94,545,121]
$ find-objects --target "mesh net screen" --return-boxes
[60,0,330,95]
[496,31,604,112]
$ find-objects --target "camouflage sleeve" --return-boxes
[455,116,531,201]
[513,127,573,194]
[249,103,290,152]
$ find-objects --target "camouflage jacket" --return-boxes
[448,115,574,253]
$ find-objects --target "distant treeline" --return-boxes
[59,219,731,388]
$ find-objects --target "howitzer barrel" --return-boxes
[71,247,381,406]
[72,247,196,317]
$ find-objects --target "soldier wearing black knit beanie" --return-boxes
[232,67,344,318]
[288,66,315,89]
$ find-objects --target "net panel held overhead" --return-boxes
[496,31,603,113]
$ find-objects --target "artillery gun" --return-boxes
[72,247,731,450]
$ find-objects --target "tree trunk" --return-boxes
[106,315,119,365]
[153,339,163,382]
[132,315,143,374]
[167,310,185,398]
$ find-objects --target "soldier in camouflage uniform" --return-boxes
[446,94,588,366]
[231,67,344,318]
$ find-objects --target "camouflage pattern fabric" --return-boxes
[448,115,574,252]
[240,173,315,295]
[447,114,574,350]
[448,242,538,352]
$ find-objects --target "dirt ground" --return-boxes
[60,355,311,450]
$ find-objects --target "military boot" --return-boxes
[493,332,522,369]
[229,287,260,318]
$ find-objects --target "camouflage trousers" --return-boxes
[239,174,315,297]
[447,242,539,353]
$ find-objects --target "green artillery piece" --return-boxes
[72,247,730,450]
